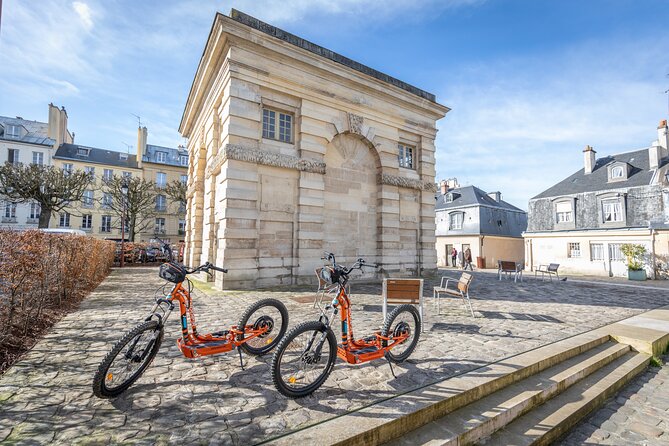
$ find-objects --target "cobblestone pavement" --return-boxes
[1,267,668,445]
[558,353,669,446]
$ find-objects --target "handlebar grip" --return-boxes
[209,265,228,274]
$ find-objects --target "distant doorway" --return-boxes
[445,244,453,267]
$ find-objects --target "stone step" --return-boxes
[481,351,650,446]
[385,341,631,446]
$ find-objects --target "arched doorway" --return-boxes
[323,133,379,263]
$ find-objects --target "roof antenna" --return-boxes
[121,141,133,155]
[131,113,142,128]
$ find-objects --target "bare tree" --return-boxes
[0,163,92,228]
[165,179,187,213]
[103,175,157,241]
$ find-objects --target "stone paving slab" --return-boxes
[0,267,668,445]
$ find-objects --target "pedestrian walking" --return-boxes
[464,247,473,271]
[451,247,457,267]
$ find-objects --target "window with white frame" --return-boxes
[156,172,166,188]
[6,125,21,138]
[62,163,73,174]
[156,151,167,163]
[84,166,95,178]
[449,212,463,230]
[102,192,113,208]
[608,243,625,261]
[180,174,188,185]
[119,152,128,161]
[590,243,604,261]
[7,149,19,165]
[101,215,112,232]
[59,212,70,228]
[179,155,188,166]
[29,203,40,220]
[262,108,293,143]
[611,166,624,179]
[445,193,453,203]
[122,171,132,179]
[103,168,113,181]
[602,199,623,222]
[32,152,44,166]
[155,217,166,233]
[555,201,573,223]
[155,194,166,211]
[178,219,186,235]
[398,143,415,169]
[3,202,16,219]
[568,242,581,258]
[81,214,92,230]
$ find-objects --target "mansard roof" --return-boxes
[435,185,525,213]
[0,116,55,146]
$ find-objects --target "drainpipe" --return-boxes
[651,227,657,280]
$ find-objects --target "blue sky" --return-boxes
[1,0,668,208]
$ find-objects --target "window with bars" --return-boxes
[590,243,604,261]
[262,108,293,143]
[398,143,415,169]
[568,242,581,258]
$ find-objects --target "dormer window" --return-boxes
[445,193,453,203]
[611,166,623,179]
[119,153,128,161]
[608,162,629,182]
[602,199,623,222]
[555,200,573,223]
[5,125,22,139]
[77,147,90,157]
[156,151,167,163]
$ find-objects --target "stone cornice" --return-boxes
[206,144,326,177]
[380,173,436,191]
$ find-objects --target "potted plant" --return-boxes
[620,243,647,281]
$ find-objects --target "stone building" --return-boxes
[179,10,449,288]
[435,179,527,268]
[524,120,669,278]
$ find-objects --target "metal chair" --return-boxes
[433,272,475,316]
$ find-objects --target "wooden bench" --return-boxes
[498,260,523,283]
[383,278,424,332]
[433,272,475,317]
[535,263,560,282]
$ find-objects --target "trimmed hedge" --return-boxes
[0,230,115,371]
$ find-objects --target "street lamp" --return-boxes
[120,181,129,268]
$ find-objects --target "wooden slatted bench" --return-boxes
[498,260,523,283]
[383,278,424,332]
[433,272,475,317]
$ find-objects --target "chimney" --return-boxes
[658,119,668,151]
[440,179,448,195]
[583,145,596,174]
[137,126,147,168]
[487,191,501,202]
[47,103,69,147]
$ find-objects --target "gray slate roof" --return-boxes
[142,144,188,167]
[54,143,138,169]
[0,116,55,146]
[532,148,662,199]
[435,185,525,213]
[227,9,436,103]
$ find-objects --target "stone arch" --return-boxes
[323,133,380,263]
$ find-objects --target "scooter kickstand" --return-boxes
[387,358,397,379]
[238,347,245,370]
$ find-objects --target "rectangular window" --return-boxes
[449,213,463,230]
[7,149,19,165]
[59,212,70,228]
[101,215,112,232]
[179,155,188,166]
[82,190,94,207]
[609,243,625,261]
[398,144,415,169]
[568,242,581,258]
[156,194,166,211]
[156,151,167,163]
[122,171,132,178]
[62,163,73,174]
[102,192,113,208]
[180,174,188,185]
[590,243,604,261]
[81,214,92,230]
[602,199,623,222]
[155,217,166,234]
[262,108,294,143]
[103,169,113,181]
[156,172,166,188]
[119,152,128,161]
[32,152,44,166]
[84,166,95,178]
[3,202,16,219]
[77,147,90,157]
[29,203,41,220]
[6,125,21,138]
[556,211,572,223]
[178,219,186,235]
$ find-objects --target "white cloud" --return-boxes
[72,1,94,31]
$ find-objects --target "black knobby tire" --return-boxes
[382,304,421,364]
[92,320,163,398]
[237,298,289,356]
[271,320,337,398]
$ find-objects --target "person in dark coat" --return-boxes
[451,247,457,267]
[464,247,473,271]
